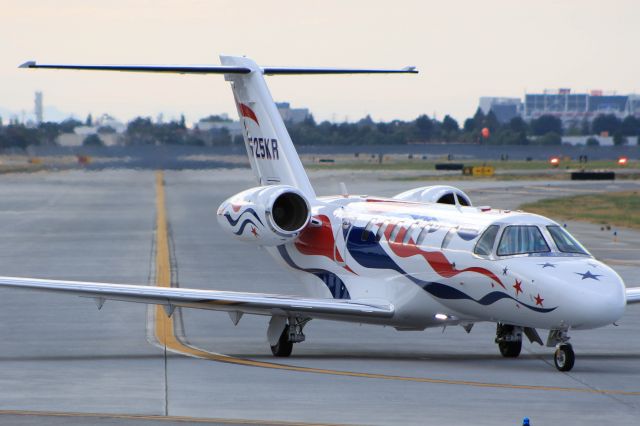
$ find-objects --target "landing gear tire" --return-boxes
[498,340,522,358]
[554,344,575,372]
[270,325,293,357]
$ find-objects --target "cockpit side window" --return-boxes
[473,225,500,256]
[497,225,550,256]
[547,225,589,255]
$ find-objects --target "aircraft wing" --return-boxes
[0,276,394,321]
[627,287,640,304]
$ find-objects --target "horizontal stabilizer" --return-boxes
[19,62,418,76]
[18,62,252,74]
[262,66,418,75]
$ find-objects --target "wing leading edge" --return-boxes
[627,287,640,304]
[0,276,394,321]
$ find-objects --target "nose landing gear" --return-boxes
[548,329,575,371]
[553,343,575,371]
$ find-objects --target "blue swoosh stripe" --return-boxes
[224,208,264,227]
[233,218,258,235]
[343,224,556,313]
[419,281,556,313]
[277,245,351,300]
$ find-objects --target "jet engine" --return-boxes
[217,185,311,246]
[393,185,472,206]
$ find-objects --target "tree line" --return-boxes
[1,110,639,149]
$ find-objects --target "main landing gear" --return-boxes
[269,317,309,357]
[495,323,522,358]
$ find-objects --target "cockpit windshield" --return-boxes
[497,225,550,256]
[547,225,589,255]
[474,225,499,256]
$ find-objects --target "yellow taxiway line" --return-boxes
[152,171,640,397]
[0,409,346,426]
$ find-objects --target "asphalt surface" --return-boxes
[0,168,638,425]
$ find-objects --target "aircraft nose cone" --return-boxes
[570,260,626,329]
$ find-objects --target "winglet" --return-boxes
[19,61,36,69]
[402,66,418,73]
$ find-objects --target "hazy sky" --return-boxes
[2,0,639,124]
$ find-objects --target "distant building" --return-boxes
[478,97,521,124]
[195,114,242,138]
[480,89,640,129]
[522,89,635,129]
[276,102,310,124]
[34,91,43,124]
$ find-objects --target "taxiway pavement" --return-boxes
[0,169,638,425]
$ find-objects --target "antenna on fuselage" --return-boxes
[340,182,349,198]
[454,193,462,211]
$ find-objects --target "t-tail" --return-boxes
[220,56,315,197]
[19,56,417,199]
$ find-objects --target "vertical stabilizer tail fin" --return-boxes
[221,56,316,198]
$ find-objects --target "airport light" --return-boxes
[549,157,560,167]
[618,157,628,166]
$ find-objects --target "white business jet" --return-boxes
[2,56,638,372]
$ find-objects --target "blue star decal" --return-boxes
[575,270,601,280]
[539,262,556,268]
[502,266,508,275]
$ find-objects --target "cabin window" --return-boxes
[441,227,456,249]
[403,223,418,244]
[497,225,550,256]
[474,225,500,256]
[376,221,388,242]
[389,222,402,242]
[416,226,428,246]
[547,225,589,255]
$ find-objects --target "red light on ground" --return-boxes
[481,127,490,139]
[549,157,560,166]
[618,157,628,166]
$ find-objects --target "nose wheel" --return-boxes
[553,343,575,372]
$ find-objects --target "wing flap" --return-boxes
[0,276,394,320]
[627,287,640,304]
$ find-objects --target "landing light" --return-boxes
[435,313,449,320]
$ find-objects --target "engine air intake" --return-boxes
[272,192,309,232]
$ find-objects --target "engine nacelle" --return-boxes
[393,185,472,206]
[217,185,311,246]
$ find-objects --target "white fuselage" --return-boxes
[272,196,627,332]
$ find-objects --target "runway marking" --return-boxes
[152,171,640,397]
[0,409,346,426]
